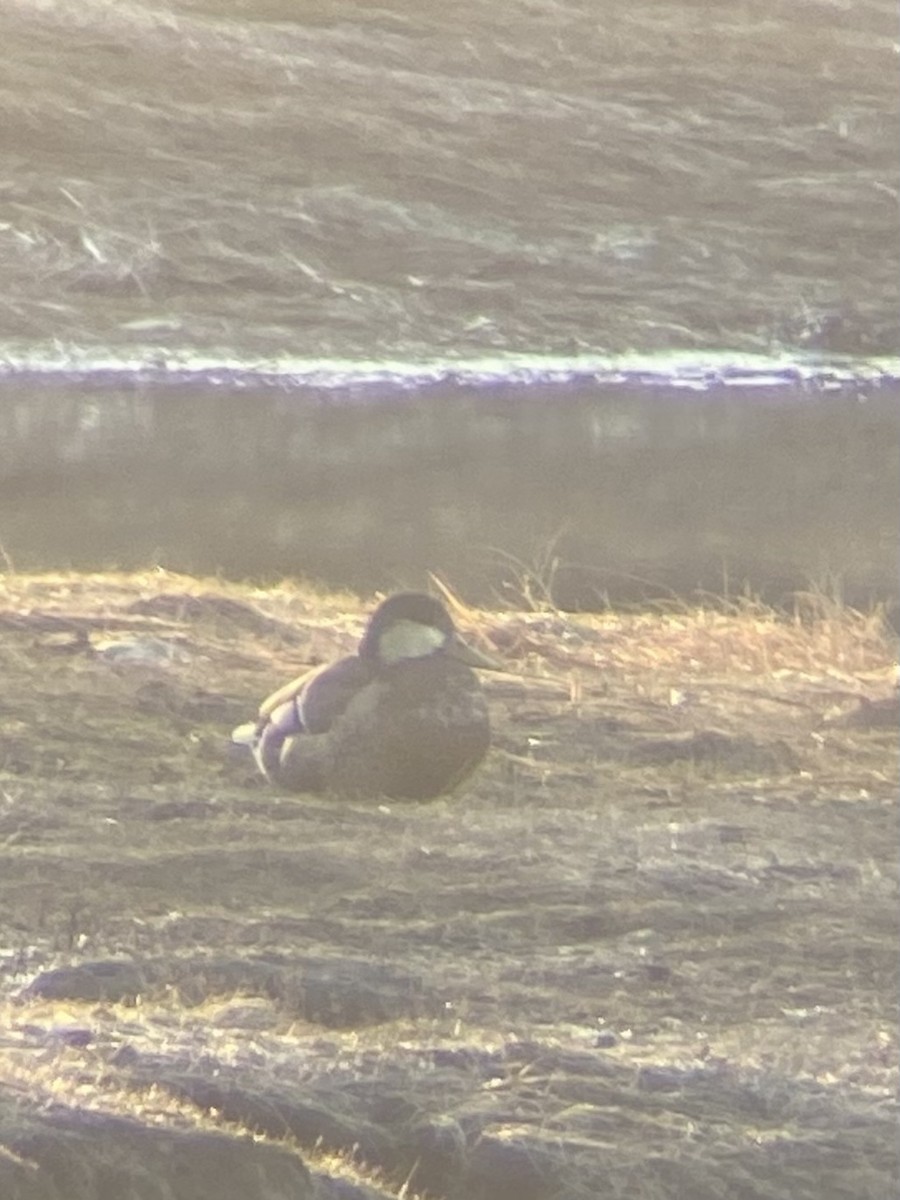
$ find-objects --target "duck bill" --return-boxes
[447,633,503,670]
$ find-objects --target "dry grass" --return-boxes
[0,570,896,1199]
[0,0,897,358]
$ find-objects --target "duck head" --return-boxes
[358,592,499,669]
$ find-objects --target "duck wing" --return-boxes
[258,654,372,734]
[231,655,373,782]
[232,656,367,747]
[290,655,373,733]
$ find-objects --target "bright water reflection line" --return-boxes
[0,349,898,394]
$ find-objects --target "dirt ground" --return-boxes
[0,571,896,1200]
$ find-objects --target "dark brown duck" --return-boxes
[232,592,497,799]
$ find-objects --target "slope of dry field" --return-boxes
[0,572,897,1199]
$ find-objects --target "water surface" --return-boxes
[2,369,896,608]
[0,1,896,600]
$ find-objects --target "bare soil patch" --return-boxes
[0,572,897,1199]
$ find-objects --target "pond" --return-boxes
[1,367,896,610]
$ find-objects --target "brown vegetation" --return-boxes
[0,0,897,359]
[0,571,896,1198]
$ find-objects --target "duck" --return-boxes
[231,592,498,799]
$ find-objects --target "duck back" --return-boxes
[280,655,490,800]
